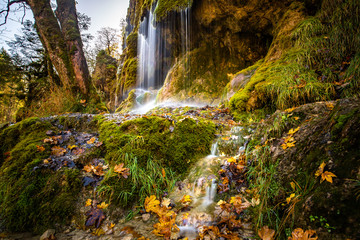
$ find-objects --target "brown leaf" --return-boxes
[288,228,318,240]
[114,163,130,178]
[51,146,67,156]
[72,148,85,155]
[258,226,275,240]
[85,208,105,228]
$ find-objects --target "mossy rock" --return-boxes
[96,115,215,206]
[0,117,82,233]
[247,99,360,238]
[115,89,137,113]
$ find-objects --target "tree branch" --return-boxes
[0,0,27,26]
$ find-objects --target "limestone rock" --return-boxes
[40,229,56,240]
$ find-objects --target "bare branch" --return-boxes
[0,0,27,26]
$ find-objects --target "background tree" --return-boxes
[95,27,120,59]
[1,0,91,96]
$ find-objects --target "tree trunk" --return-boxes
[27,0,76,92]
[55,0,90,95]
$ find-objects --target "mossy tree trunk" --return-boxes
[26,0,90,96]
[55,0,90,95]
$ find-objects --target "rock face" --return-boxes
[249,98,360,238]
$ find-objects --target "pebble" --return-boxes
[141,213,150,222]
[40,229,55,240]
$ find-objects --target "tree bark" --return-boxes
[55,0,90,95]
[27,0,76,92]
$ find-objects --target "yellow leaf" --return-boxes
[87,137,96,144]
[144,195,160,213]
[68,145,77,150]
[286,193,296,204]
[294,117,300,120]
[85,199,92,207]
[315,162,326,177]
[227,157,237,163]
[288,127,300,135]
[43,159,50,164]
[161,198,171,208]
[285,107,297,113]
[222,136,230,141]
[180,195,192,205]
[321,171,337,183]
[97,202,109,209]
[109,223,115,229]
[80,99,86,104]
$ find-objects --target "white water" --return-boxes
[138,11,157,89]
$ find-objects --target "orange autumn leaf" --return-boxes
[51,146,66,156]
[321,171,337,183]
[144,195,160,213]
[161,168,166,178]
[36,145,45,152]
[288,228,318,240]
[114,163,130,178]
[80,99,86,104]
[87,137,96,144]
[258,226,275,240]
[83,164,93,173]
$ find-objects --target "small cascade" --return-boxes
[201,179,217,208]
[207,140,218,158]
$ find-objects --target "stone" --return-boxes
[40,229,56,240]
[141,213,151,222]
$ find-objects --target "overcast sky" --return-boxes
[0,0,130,49]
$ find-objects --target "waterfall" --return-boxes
[137,4,191,92]
[138,11,158,89]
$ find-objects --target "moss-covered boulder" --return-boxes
[247,99,360,238]
[115,89,137,113]
[230,0,360,118]
[0,118,82,233]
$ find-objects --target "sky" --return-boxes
[0,0,130,49]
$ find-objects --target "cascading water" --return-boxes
[137,10,158,89]
[132,3,192,113]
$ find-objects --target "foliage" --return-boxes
[230,0,360,117]
[154,0,193,20]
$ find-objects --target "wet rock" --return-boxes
[40,229,56,240]
[141,213,150,222]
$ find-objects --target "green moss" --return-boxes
[115,89,137,113]
[154,0,192,21]
[96,115,215,206]
[122,58,138,91]
[0,118,81,233]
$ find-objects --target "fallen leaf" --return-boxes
[68,145,77,150]
[161,198,171,208]
[72,148,85,155]
[161,168,166,179]
[286,193,296,204]
[180,195,192,205]
[114,163,130,178]
[51,146,67,156]
[321,171,337,183]
[144,195,160,213]
[289,228,318,240]
[37,145,45,152]
[80,99,86,104]
[87,137,96,144]
[85,208,105,228]
[258,226,275,240]
[97,202,109,209]
[288,127,300,135]
[85,199,92,207]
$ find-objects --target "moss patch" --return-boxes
[0,118,82,233]
[96,115,215,206]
